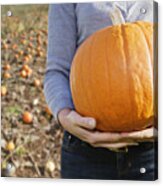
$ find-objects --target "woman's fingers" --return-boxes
[71,125,96,142]
[63,110,158,149]
[77,117,96,129]
[121,127,158,140]
[86,131,124,143]
[67,110,96,130]
[91,141,139,149]
[81,127,158,145]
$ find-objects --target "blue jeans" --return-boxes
[61,130,158,180]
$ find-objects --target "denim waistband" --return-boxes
[62,130,158,154]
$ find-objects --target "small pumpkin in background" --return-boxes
[20,70,27,78]
[3,72,11,79]
[5,141,15,152]
[3,64,11,71]
[21,64,32,77]
[70,7,154,132]
[1,86,7,96]
[34,79,41,87]
[22,111,33,124]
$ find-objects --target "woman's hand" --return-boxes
[89,127,157,150]
[58,109,143,151]
[58,109,158,151]
[121,127,158,142]
[58,108,97,142]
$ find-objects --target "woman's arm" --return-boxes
[43,4,77,121]
[43,4,101,144]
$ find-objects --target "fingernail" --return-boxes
[89,119,96,127]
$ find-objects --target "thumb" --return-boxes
[70,111,96,129]
[67,111,96,129]
[77,117,96,129]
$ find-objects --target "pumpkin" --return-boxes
[6,141,15,151]
[3,64,11,71]
[45,160,55,172]
[34,79,41,87]
[4,72,11,79]
[1,86,7,96]
[20,70,27,78]
[21,65,32,77]
[70,8,154,132]
[22,111,33,124]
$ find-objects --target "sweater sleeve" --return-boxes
[43,4,77,121]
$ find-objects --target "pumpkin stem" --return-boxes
[109,5,125,25]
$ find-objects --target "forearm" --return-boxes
[43,69,74,120]
[43,4,77,121]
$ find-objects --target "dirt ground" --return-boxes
[1,4,63,178]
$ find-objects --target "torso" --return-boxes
[75,1,154,45]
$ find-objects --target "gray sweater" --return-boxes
[43,1,156,122]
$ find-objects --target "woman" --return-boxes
[43,1,158,180]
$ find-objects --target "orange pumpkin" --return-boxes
[20,70,27,78]
[70,21,154,132]
[4,72,11,79]
[3,64,11,71]
[34,79,41,87]
[22,111,33,124]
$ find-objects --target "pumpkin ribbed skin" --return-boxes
[70,21,154,132]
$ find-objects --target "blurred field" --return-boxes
[1,4,63,178]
